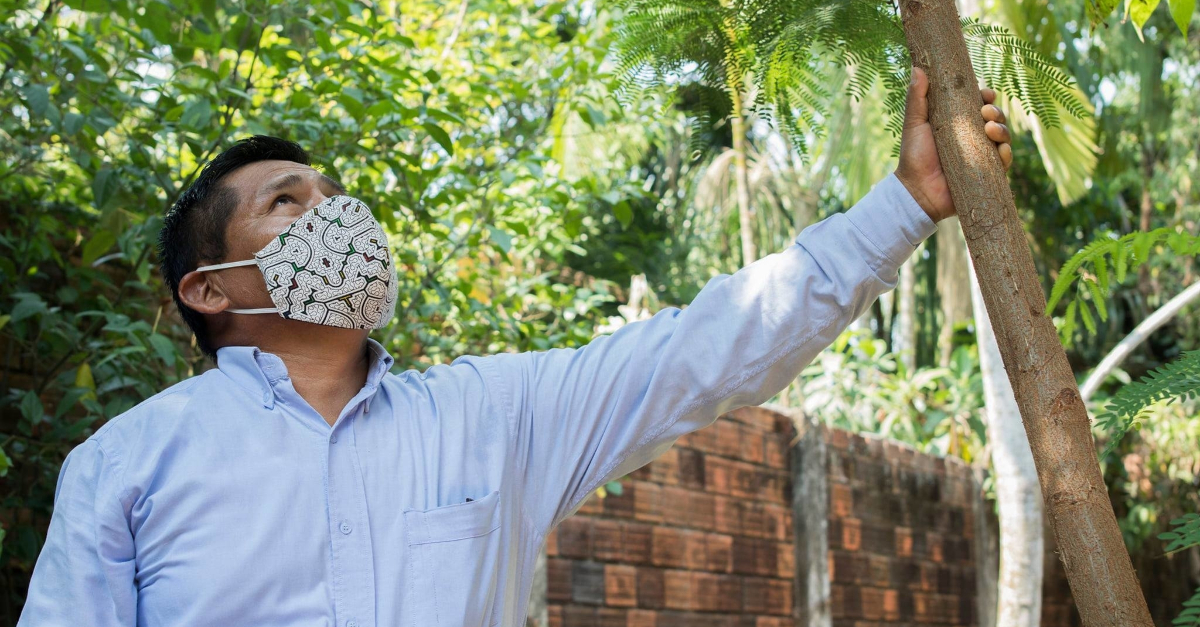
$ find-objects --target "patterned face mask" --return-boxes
[195,195,398,330]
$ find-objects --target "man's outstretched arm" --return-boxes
[476,70,1012,531]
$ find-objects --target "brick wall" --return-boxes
[544,407,797,627]
[809,426,981,626]
[538,406,1083,627]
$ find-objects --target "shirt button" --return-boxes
[330,434,338,443]
[346,621,358,627]
[340,521,352,535]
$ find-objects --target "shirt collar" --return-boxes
[216,339,395,409]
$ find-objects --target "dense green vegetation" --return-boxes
[1,0,1197,622]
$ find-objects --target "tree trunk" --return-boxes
[1080,280,1200,402]
[892,253,918,371]
[729,90,757,266]
[938,216,974,365]
[969,258,1044,627]
[897,2,1154,625]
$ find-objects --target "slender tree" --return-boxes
[897,0,1154,624]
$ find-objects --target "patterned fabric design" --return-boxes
[254,196,398,329]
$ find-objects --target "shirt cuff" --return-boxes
[844,172,939,272]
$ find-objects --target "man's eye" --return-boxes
[272,195,295,208]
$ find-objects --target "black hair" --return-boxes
[159,135,310,360]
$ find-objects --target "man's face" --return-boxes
[208,160,346,310]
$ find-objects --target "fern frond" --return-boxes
[962,19,1088,128]
[1172,585,1200,627]
[1093,350,1200,457]
[1048,228,1200,339]
[1160,513,1200,555]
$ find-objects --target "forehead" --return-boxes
[220,160,342,204]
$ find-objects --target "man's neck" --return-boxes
[248,328,373,426]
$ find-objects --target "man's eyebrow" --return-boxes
[318,173,346,194]
[262,173,305,198]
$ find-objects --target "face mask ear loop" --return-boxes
[194,259,259,272]
[225,308,280,315]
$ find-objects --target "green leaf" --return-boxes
[180,99,212,130]
[1086,280,1108,322]
[1168,0,1195,34]
[487,225,513,253]
[82,230,118,266]
[605,480,624,496]
[423,122,454,156]
[1127,0,1162,40]
[22,84,49,118]
[0,315,9,332]
[92,167,119,207]
[19,391,44,423]
[0,445,10,477]
[1080,298,1096,334]
[63,111,84,136]
[614,200,633,228]
[148,333,176,365]
[10,295,46,322]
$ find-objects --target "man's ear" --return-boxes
[178,269,231,315]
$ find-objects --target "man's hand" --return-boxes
[894,67,1013,223]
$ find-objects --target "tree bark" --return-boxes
[897,1,1154,625]
[969,258,1044,627]
[1079,280,1200,402]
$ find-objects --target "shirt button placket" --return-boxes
[326,422,376,627]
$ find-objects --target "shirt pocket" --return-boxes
[404,490,503,627]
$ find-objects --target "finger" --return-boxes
[981,103,1006,124]
[981,88,996,104]
[904,66,929,130]
[999,143,1012,170]
[985,121,1010,144]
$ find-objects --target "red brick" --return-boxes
[763,436,787,469]
[627,609,657,627]
[683,530,708,570]
[704,533,733,572]
[895,527,913,557]
[739,427,765,465]
[706,456,733,495]
[677,448,706,488]
[928,531,944,562]
[683,424,719,453]
[662,569,694,610]
[842,518,862,552]
[548,604,563,627]
[883,589,900,620]
[596,607,626,627]
[548,558,573,602]
[661,486,692,527]
[866,555,890,588]
[831,483,853,518]
[605,564,638,607]
[713,495,742,535]
[742,577,792,615]
[594,519,624,561]
[651,527,688,568]
[861,586,886,621]
[760,504,788,540]
[546,528,559,556]
[637,567,665,609]
[648,448,680,485]
[624,522,653,564]
[755,617,791,627]
[829,428,850,450]
[715,421,742,458]
[573,561,606,605]
[776,542,795,579]
[689,491,716,530]
[562,604,596,627]
[633,481,663,524]
[558,517,593,558]
[605,482,636,519]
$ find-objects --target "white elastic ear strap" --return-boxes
[194,259,258,272]
[192,260,276,314]
[225,308,279,315]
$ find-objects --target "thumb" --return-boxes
[904,66,929,130]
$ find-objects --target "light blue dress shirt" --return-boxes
[18,174,935,627]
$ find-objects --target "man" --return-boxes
[19,69,1011,626]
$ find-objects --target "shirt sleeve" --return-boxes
[18,439,137,627]
[480,173,938,529]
